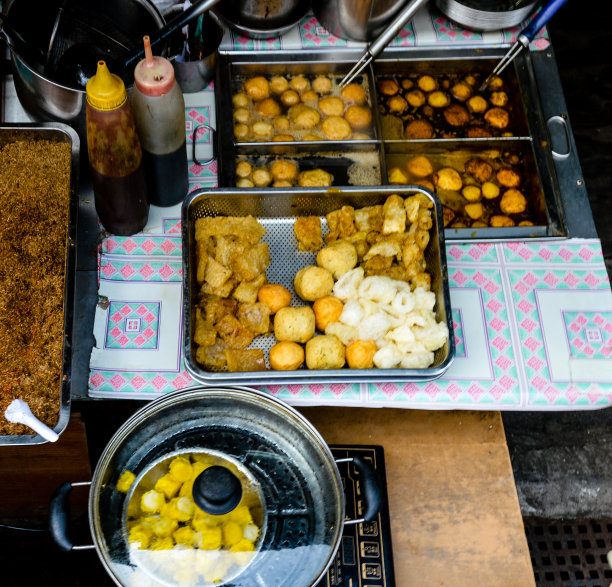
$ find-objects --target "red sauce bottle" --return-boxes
[86,61,149,236]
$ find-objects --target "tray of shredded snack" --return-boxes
[181,185,455,385]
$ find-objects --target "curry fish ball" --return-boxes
[318,96,345,117]
[346,339,377,369]
[233,107,251,124]
[305,335,346,370]
[387,94,409,114]
[234,123,250,140]
[464,202,484,220]
[294,265,334,301]
[317,241,358,279]
[269,341,305,370]
[255,97,281,118]
[244,76,270,101]
[280,89,300,107]
[462,184,481,202]
[434,167,463,191]
[235,160,253,178]
[298,168,333,187]
[232,92,250,108]
[465,158,493,182]
[467,95,488,114]
[290,75,310,93]
[484,107,510,129]
[378,78,400,96]
[301,89,319,104]
[289,104,321,129]
[417,75,437,92]
[496,167,522,188]
[388,166,409,184]
[427,90,450,108]
[322,116,352,140]
[490,214,515,227]
[252,121,273,139]
[443,103,470,127]
[489,91,509,107]
[312,75,333,94]
[406,155,434,178]
[481,181,500,199]
[345,105,372,131]
[274,306,316,343]
[404,119,434,139]
[500,188,527,214]
[258,283,292,314]
[252,167,272,187]
[451,82,472,101]
[273,116,291,132]
[270,159,299,182]
[406,89,426,107]
[270,75,289,94]
[487,75,504,90]
[313,295,344,331]
[340,83,367,105]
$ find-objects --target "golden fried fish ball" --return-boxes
[451,82,472,101]
[269,75,289,94]
[234,123,250,140]
[400,78,414,90]
[487,75,504,90]
[466,126,493,138]
[465,157,494,182]
[236,178,255,188]
[270,341,305,371]
[251,167,272,187]
[235,160,253,178]
[251,120,273,139]
[254,97,281,118]
[280,89,300,107]
[273,115,291,132]
[273,134,295,142]
[318,96,345,117]
[406,89,426,107]
[288,104,321,129]
[232,92,250,108]
[301,89,319,104]
[481,181,500,199]
[462,184,481,202]
[427,90,450,108]
[294,265,334,301]
[290,75,310,93]
[406,155,434,178]
[387,94,409,114]
[317,240,358,279]
[496,167,522,188]
[233,107,251,124]
[270,159,299,182]
[417,75,437,92]
[346,340,377,369]
[305,335,346,370]
[345,105,372,130]
[340,83,367,105]
[404,119,434,139]
[484,107,510,129]
[244,76,270,101]
[258,283,292,314]
[274,306,316,343]
[434,167,463,191]
[464,202,484,220]
[490,214,515,227]
[312,75,333,94]
[313,295,344,331]
[464,74,477,87]
[378,78,400,96]
[297,168,333,186]
[443,103,470,127]
[322,116,352,140]
[489,91,509,107]
[467,95,488,113]
[500,188,527,214]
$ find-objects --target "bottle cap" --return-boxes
[86,61,127,111]
[134,36,176,97]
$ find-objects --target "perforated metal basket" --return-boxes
[181,185,455,386]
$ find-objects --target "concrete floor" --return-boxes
[502,4,612,520]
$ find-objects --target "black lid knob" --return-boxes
[192,465,242,515]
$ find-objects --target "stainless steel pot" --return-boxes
[49,387,382,587]
[2,0,165,141]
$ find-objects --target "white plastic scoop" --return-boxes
[4,399,59,442]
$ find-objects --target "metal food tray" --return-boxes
[215,48,568,242]
[0,122,79,445]
[182,185,455,386]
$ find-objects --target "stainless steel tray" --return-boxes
[0,122,79,445]
[182,185,455,386]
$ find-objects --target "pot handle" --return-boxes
[337,456,382,526]
[49,481,95,552]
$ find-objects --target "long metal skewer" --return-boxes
[479,0,568,92]
[340,0,430,88]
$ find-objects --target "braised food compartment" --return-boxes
[182,186,455,386]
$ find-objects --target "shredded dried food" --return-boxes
[0,139,71,435]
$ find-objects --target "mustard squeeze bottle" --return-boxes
[86,61,149,235]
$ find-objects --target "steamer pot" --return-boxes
[49,387,382,587]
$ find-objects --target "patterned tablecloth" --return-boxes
[87,7,612,410]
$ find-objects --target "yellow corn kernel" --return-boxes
[116,470,136,493]
[222,521,243,547]
[155,474,182,500]
[173,525,197,546]
[128,523,153,549]
[243,522,260,542]
[141,490,165,514]
[150,516,178,537]
[229,505,253,526]
[199,525,223,550]
[161,496,195,522]
[149,536,175,550]
[168,457,193,483]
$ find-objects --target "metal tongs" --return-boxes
[340,0,430,88]
[479,0,569,92]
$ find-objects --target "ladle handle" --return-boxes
[49,481,95,552]
[123,0,223,69]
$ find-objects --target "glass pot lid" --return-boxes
[89,387,345,587]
